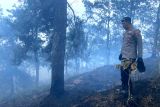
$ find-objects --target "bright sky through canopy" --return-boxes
[0,0,19,15]
[0,0,16,9]
[68,0,85,16]
[0,0,86,16]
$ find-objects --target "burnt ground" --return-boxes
[0,58,160,107]
[74,77,160,107]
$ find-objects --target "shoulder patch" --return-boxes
[134,29,141,36]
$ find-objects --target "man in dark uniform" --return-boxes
[119,17,145,95]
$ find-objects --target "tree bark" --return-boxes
[152,3,160,57]
[65,55,68,76]
[50,0,67,96]
[75,57,80,73]
[106,17,110,65]
[34,50,39,87]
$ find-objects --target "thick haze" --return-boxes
[0,0,159,105]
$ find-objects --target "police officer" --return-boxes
[119,17,145,95]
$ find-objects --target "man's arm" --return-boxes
[135,29,143,58]
[134,29,146,72]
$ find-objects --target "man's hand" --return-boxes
[119,54,122,61]
[137,57,145,72]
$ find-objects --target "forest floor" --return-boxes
[74,77,160,107]
[0,58,160,107]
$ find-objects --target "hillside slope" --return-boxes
[74,77,160,107]
[0,58,159,107]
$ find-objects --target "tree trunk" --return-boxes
[34,50,39,87]
[152,3,160,57]
[50,0,67,96]
[129,0,135,22]
[10,75,15,95]
[65,55,68,76]
[104,1,111,65]
[106,17,110,65]
[75,57,80,73]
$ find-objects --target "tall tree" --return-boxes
[8,0,48,87]
[152,3,160,57]
[67,17,86,73]
[50,0,67,96]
